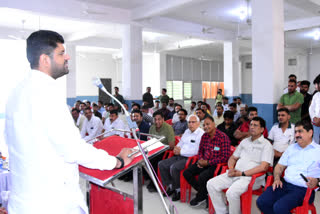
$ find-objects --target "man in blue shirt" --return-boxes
[257,120,320,214]
[131,110,150,141]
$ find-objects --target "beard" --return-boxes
[51,60,69,79]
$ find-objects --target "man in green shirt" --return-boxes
[158,88,170,106]
[277,79,304,124]
[147,111,175,192]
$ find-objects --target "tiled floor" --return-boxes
[81,177,320,214]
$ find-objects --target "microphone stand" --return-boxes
[93,78,171,214]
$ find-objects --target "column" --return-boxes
[122,25,143,108]
[252,0,284,130]
[66,44,77,107]
[224,40,241,102]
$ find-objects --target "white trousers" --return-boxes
[207,173,260,214]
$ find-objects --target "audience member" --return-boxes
[168,98,175,111]
[283,74,300,93]
[189,101,197,116]
[236,97,242,112]
[183,116,231,207]
[142,86,154,108]
[235,104,248,127]
[102,103,114,124]
[197,101,203,109]
[131,109,150,141]
[141,105,154,125]
[79,102,86,115]
[74,100,81,110]
[277,79,304,124]
[71,108,86,131]
[171,104,182,124]
[147,111,175,192]
[213,105,224,127]
[228,103,240,122]
[300,80,312,122]
[131,103,141,111]
[257,120,320,214]
[268,108,295,165]
[92,103,102,120]
[103,110,128,138]
[80,107,103,141]
[85,100,91,108]
[201,102,211,115]
[158,115,204,201]
[217,111,238,147]
[216,89,223,105]
[222,97,229,111]
[309,74,320,144]
[113,86,125,112]
[158,102,171,120]
[234,106,268,144]
[196,108,208,129]
[207,117,273,214]
[173,109,188,136]
[159,88,170,107]
[153,100,160,112]
[97,100,106,115]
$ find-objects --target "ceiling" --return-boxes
[0,0,319,59]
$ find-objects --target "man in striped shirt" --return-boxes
[183,116,231,207]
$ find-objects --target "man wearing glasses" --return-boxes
[158,115,204,201]
[172,109,188,136]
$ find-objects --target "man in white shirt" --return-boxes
[71,108,86,131]
[81,107,103,141]
[268,108,295,165]
[103,110,128,137]
[213,105,224,127]
[158,115,204,201]
[309,74,320,144]
[5,30,135,214]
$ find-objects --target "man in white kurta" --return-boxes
[80,107,103,141]
[5,30,134,214]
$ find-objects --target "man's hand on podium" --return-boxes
[116,148,137,168]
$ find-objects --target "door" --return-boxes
[98,78,112,104]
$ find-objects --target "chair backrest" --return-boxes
[174,136,181,145]
[165,119,173,125]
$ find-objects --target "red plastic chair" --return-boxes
[174,136,181,145]
[156,149,174,191]
[165,119,173,125]
[263,176,317,214]
[208,167,272,214]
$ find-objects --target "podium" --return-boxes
[79,135,168,214]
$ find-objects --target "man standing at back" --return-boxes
[113,86,125,112]
[5,30,134,214]
[277,79,304,124]
[142,86,154,108]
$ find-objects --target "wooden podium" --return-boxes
[79,135,168,214]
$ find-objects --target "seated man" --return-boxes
[257,120,320,214]
[80,107,103,141]
[217,111,238,147]
[92,103,102,120]
[235,104,248,127]
[183,116,231,206]
[201,102,212,115]
[103,110,128,137]
[102,103,114,124]
[172,109,188,136]
[147,111,175,192]
[158,102,171,121]
[71,108,86,131]
[213,105,224,127]
[207,117,273,214]
[171,104,182,124]
[229,103,240,122]
[141,105,154,125]
[196,108,208,129]
[158,115,204,201]
[268,108,295,165]
[131,109,150,141]
[234,106,268,144]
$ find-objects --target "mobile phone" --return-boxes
[300,173,308,182]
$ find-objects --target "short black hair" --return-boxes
[197,101,203,104]
[223,96,229,100]
[288,74,297,79]
[216,104,223,109]
[277,108,290,115]
[92,103,98,107]
[247,106,258,114]
[313,74,320,85]
[141,105,149,110]
[107,103,114,107]
[162,88,167,93]
[229,103,237,108]
[114,86,119,90]
[98,100,103,105]
[223,110,234,120]
[191,101,196,105]
[196,108,206,114]
[84,107,91,112]
[132,103,141,109]
[300,80,310,87]
[131,109,143,117]
[86,101,91,104]
[295,120,313,132]
[153,110,164,118]
[71,108,80,113]
[237,97,241,100]
[178,109,187,115]
[251,116,266,129]
[26,30,64,69]
[169,98,174,101]
[204,115,215,122]
[110,110,118,115]
[288,79,297,84]
[155,100,160,103]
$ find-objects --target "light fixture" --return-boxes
[313,29,320,40]
[176,39,212,48]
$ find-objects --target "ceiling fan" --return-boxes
[200,11,215,34]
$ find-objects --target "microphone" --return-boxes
[92,77,137,130]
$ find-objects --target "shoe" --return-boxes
[190,197,206,207]
[172,191,180,201]
[163,188,175,197]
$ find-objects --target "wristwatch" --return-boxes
[242,171,246,176]
[116,156,124,169]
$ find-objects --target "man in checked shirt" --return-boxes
[207,117,273,214]
[183,116,231,207]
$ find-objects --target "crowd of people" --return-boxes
[70,73,320,214]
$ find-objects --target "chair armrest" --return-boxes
[247,171,267,191]
[214,163,227,177]
[184,155,198,168]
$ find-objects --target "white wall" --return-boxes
[76,52,120,96]
[143,53,160,97]
[308,47,320,91]
[240,55,252,94]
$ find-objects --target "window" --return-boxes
[166,81,192,102]
[184,82,192,99]
[202,81,224,99]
